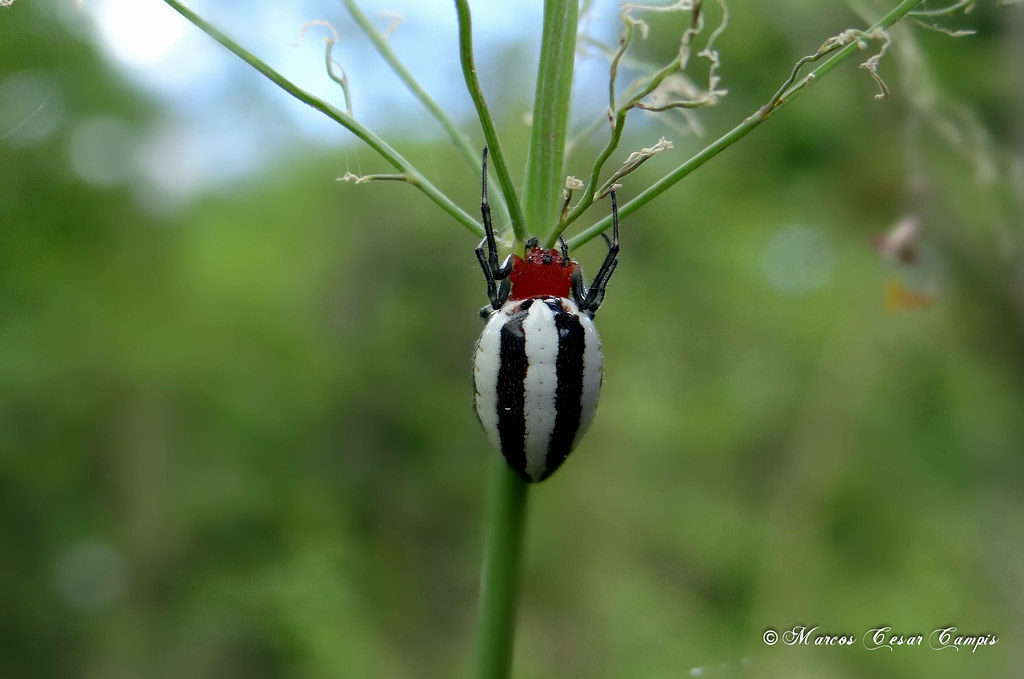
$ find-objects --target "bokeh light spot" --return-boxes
[53,540,128,610]
[761,224,834,295]
[91,0,187,67]
[67,115,135,187]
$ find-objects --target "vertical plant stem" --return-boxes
[472,460,528,679]
[524,0,579,243]
[472,4,577,677]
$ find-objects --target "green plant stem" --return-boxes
[472,460,529,679]
[567,0,927,249]
[470,3,577,677]
[161,0,483,237]
[523,0,579,244]
[455,0,527,243]
[556,2,713,243]
[339,0,510,226]
[339,0,472,165]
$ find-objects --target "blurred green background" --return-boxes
[2,1,1022,678]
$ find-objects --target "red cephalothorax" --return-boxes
[474,147,618,321]
[508,244,577,300]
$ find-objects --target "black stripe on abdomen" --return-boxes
[496,300,531,475]
[545,300,585,480]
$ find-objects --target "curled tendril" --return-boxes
[297,20,353,115]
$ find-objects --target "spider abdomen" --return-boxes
[473,296,603,482]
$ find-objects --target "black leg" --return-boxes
[571,263,588,307]
[480,148,500,275]
[475,239,501,309]
[579,191,620,315]
[476,147,512,311]
[559,236,570,267]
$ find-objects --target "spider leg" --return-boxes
[559,236,570,268]
[477,147,512,310]
[570,262,588,309]
[579,191,620,314]
[475,240,502,310]
[583,258,617,313]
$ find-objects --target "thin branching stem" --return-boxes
[909,0,974,16]
[298,21,353,115]
[337,172,407,183]
[567,0,929,250]
[160,0,482,237]
[597,137,672,197]
[339,0,511,225]
[556,0,723,242]
[455,0,527,243]
[764,41,846,113]
[607,24,631,122]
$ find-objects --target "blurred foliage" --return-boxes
[2,1,1023,679]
